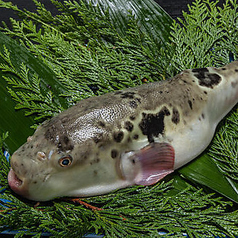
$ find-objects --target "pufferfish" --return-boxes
[8,61,238,201]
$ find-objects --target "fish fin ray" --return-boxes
[135,142,175,186]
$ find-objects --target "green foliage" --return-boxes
[209,110,238,182]
[0,0,238,237]
[1,155,238,237]
[170,0,238,70]
[0,132,10,190]
[0,0,173,106]
[0,46,61,120]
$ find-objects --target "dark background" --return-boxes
[0,0,226,25]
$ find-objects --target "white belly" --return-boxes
[170,117,216,169]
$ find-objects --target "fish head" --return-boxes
[8,111,131,201]
[8,121,92,201]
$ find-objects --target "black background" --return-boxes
[0,0,226,25]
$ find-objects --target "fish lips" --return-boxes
[8,168,30,199]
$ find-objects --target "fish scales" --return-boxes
[8,61,238,201]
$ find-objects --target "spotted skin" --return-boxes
[192,68,222,88]
[8,61,238,201]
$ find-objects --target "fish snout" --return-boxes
[7,153,30,199]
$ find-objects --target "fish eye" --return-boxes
[59,155,73,167]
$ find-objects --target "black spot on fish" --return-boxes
[98,121,105,127]
[235,69,238,72]
[204,91,207,94]
[93,137,100,143]
[111,149,118,159]
[206,74,221,86]
[113,131,124,143]
[92,133,103,144]
[90,157,100,165]
[222,67,226,70]
[193,68,222,88]
[93,170,98,176]
[201,113,205,119]
[172,107,180,124]
[188,100,193,110]
[130,115,136,120]
[120,92,135,99]
[192,68,209,73]
[133,134,139,140]
[129,100,138,108]
[63,135,69,144]
[231,81,238,88]
[58,135,74,151]
[192,68,209,79]
[45,125,57,142]
[163,107,171,116]
[139,106,170,143]
[136,98,141,104]
[124,121,134,132]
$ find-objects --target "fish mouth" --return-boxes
[8,168,29,198]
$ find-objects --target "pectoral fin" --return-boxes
[120,143,175,186]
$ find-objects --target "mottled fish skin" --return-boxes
[8,61,238,201]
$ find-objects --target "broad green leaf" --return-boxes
[87,0,173,47]
[165,174,194,196]
[179,154,238,203]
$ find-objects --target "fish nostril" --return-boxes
[37,151,46,161]
[27,136,33,142]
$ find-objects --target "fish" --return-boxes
[8,61,238,201]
